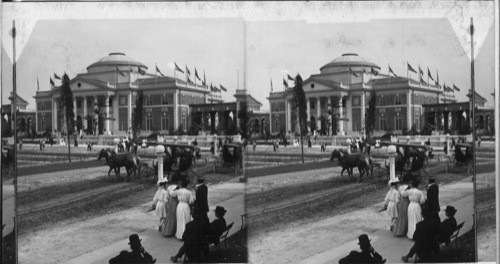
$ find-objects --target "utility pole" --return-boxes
[470,17,478,263]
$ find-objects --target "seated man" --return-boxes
[402,208,441,263]
[171,211,209,263]
[207,206,228,246]
[437,206,458,244]
[339,234,386,264]
[109,234,156,264]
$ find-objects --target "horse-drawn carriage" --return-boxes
[450,142,473,176]
[376,142,431,181]
[215,143,243,176]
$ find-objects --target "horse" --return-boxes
[330,149,373,182]
[97,148,141,181]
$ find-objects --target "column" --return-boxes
[94,96,99,135]
[306,98,311,130]
[106,95,111,135]
[35,104,39,133]
[444,111,449,131]
[328,97,333,135]
[53,99,58,133]
[128,92,132,135]
[316,97,321,130]
[287,100,292,133]
[113,95,119,132]
[346,95,352,134]
[174,91,179,130]
[83,96,88,130]
[407,92,412,130]
[361,92,366,135]
[338,96,344,134]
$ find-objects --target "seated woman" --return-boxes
[437,206,458,244]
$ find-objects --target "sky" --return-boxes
[1,1,497,110]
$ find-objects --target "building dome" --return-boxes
[320,53,380,71]
[86,52,148,71]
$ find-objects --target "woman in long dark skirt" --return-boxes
[162,175,181,237]
[393,174,411,237]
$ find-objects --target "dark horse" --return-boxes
[154,147,194,180]
[392,146,427,176]
[330,149,373,182]
[98,148,141,181]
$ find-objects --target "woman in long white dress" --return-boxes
[384,179,400,231]
[162,177,180,237]
[153,178,168,231]
[402,178,426,239]
[173,178,195,240]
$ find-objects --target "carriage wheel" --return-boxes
[467,161,473,177]
[235,160,243,176]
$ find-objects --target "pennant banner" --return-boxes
[418,66,424,76]
[195,68,201,81]
[156,66,165,77]
[287,74,294,81]
[283,78,289,88]
[54,73,61,80]
[371,67,379,76]
[389,66,397,77]
[270,78,273,92]
[427,68,434,81]
[116,67,126,77]
[50,77,55,86]
[407,63,417,74]
[174,62,184,74]
[453,84,460,92]
[220,85,227,92]
[185,65,191,76]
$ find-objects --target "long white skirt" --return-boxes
[155,201,166,218]
[407,202,422,239]
[387,201,398,218]
[175,202,192,239]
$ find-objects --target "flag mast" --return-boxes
[12,20,19,263]
[470,17,477,262]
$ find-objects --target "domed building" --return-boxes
[268,53,460,136]
[34,52,233,136]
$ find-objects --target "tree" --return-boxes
[288,74,307,163]
[60,73,74,163]
[364,91,377,141]
[238,100,248,138]
[132,91,144,140]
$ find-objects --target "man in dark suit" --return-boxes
[194,176,209,224]
[170,212,209,263]
[109,234,156,264]
[437,205,458,244]
[402,208,441,263]
[339,234,385,264]
[426,175,440,221]
[207,206,227,245]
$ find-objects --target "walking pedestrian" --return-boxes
[384,179,400,231]
[162,174,180,237]
[425,175,440,221]
[402,178,426,239]
[393,174,411,237]
[172,178,195,240]
[153,178,168,231]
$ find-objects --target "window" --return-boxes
[311,101,315,109]
[109,97,113,107]
[161,112,168,130]
[395,94,402,105]
[162,94,168,105]
[76,100,81,108]
[379,95,385,106]
[146,113,153,130]
[415,111,420,131]
[395,113,402,130]
[379,114,386,131]
[146,95,152,106]
[40,116,45,131]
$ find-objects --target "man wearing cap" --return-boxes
[425,175,440,221]
[194,176,209,224]
[339,234,385,264]
[109,234,156,264]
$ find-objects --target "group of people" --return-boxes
[382,173,458,262]
[148,173,228,262]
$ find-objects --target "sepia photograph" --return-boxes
[1,1,498,264]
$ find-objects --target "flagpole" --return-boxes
[12,20,19,264]
[237,70,239,90]
[470,17,477,262]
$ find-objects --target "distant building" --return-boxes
[1,92,36,137]
[34,53,232,136]
[268,53,476,136]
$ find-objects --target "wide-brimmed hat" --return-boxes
[128,234,141,246]
[445,205,457,215]
[157,177,168,186]
[388,178,400,186]
[358,234,371,246]
[214,206,227,215]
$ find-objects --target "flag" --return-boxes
[210,84,215,92]
[427,68,434,81]
[420,76,427,85]
[187,77,194,85]
[407,63,417,74]
[138,68,146,75]
[418,66,424,76]
[203,70,206,86]
[270,78,273,92]
[287,74,294,81]
[185,65,191,76]
[155,65,164,77]
[436,70,439,86]
[54,73,61,80]
[195,68,201,81]
[453,84,460,92]
[283,78,289,88]
[37,78,40,91]
[116,67,126,77]
[174,62,184,74]
[50,77,55,86]
[348,66,358,77]
[371,67,379,76]
[389,66,397,77]
[129,66,133,72]
[220,84,227,92]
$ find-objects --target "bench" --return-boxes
[441,221,465,251]
[219,222,234,249]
